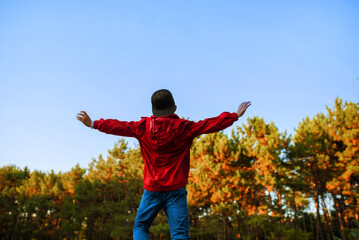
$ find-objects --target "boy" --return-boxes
[77,89,251,240]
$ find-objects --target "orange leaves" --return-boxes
[0,98,356,238]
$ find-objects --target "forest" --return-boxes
[0,98,358,240]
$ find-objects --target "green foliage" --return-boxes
[0,98,358,239]
[352,220,359,239]
[244,215,312,240]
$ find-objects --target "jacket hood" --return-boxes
[147,114,182,150]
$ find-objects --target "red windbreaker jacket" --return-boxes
[93,112,238,191]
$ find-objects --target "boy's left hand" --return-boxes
[237,101,251,118]
[77,111,92,127]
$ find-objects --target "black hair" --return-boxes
[151,89,175,110]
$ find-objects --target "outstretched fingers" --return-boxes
[77,111,85,121]
[242,101,251,110]
[77,111,87,117]
[76,111,91,126]
[237,101,251,117]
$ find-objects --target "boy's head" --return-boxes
[151,89,177,116]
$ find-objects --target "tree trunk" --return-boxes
[277,191,284,226]
[293,189,299,230]
[333,195,346,240]
[310,213,314,235]
[226,220,230,240]
[223,217,226,240]
[217,215,221,240]
[321,194,335,240]
[267,187,273,215]
[314,186,324,240]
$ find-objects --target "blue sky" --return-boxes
[0,1,358,173]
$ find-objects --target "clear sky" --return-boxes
[0,1,358,173]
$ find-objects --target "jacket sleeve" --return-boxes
[190,112,239,138]
[93,119,140,138]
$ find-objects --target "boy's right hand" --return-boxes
[237,101,251,118]
[77,111,92,127]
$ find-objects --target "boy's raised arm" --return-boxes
[76,111,140,138]
[190,101,251,138]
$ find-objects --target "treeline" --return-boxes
[0,98,358,240]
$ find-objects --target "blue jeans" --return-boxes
[133,187,190,240]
